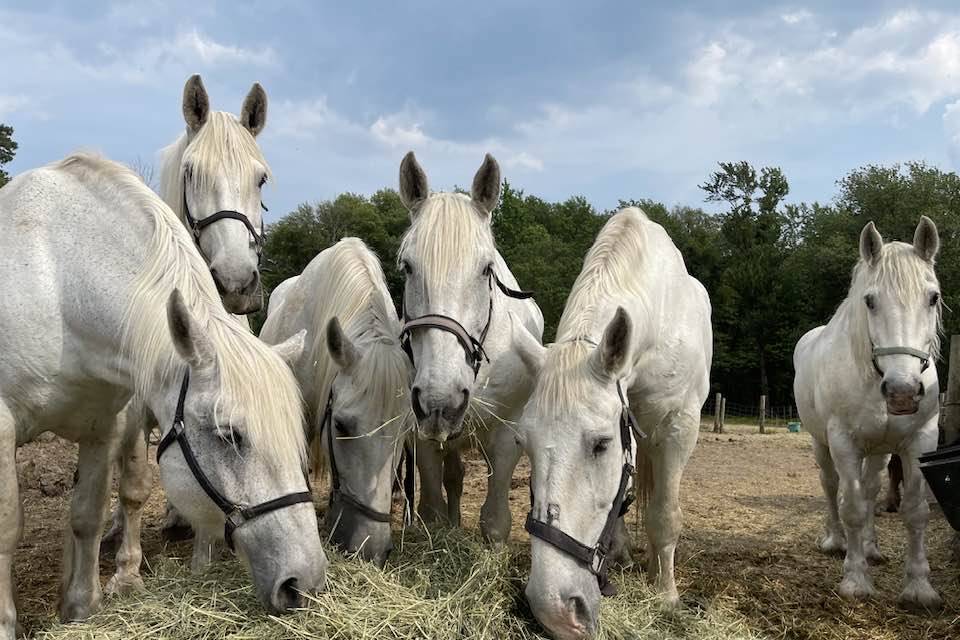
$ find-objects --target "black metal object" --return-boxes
[919,443,960,531]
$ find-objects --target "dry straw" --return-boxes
[34,528,766,640]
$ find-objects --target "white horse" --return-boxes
[0,154,325,638]
[512,207,712,639]
[396,152,544,542]
[105,74,272,591]
[793,217,942,610]
[260,238,411,566]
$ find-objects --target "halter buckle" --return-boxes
[226,507,246,531]
[590,547,605,575]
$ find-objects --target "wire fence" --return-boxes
[701,394,800,429]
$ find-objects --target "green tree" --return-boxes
[0,124,18,188]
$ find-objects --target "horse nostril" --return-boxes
[274,577,303,611]
[880,380,889,396]
[209,268,226,294]
[566,595,592,630]
[411,386,427,421]
[917,383,926,397]
[242,269,259,295]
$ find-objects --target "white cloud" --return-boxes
[370,115,429,147]
[0,95,29,119]
[781,10,813,25]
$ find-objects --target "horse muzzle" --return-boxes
[882,378,924,416]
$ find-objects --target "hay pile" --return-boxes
[33,528,766,640]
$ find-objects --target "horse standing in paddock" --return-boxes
[793,217,942,610]
[511,207,712,639]
[397,152,544,542]
[0,154,325,638]
[104,74,273,591]
[260,238,411,565]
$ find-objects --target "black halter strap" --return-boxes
[399,270,534,377]
[524,379,645,596]
[156,371,314,550]
[182,177,266,263]
[871,345,931,377]
[320,390,393,524]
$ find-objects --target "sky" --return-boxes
[3,1,960,221]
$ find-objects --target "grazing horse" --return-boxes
[793,217,942,610]
[397,152,544,542]
[0,154,325,638]
[260,238,411,565]
[105,74,272,591]
[513,207,712,639]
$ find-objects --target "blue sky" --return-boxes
[3,1,960,221]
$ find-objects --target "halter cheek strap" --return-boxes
[156,371,314,551]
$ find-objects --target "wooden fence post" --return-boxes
[942,335,960,447]
[719,397,726,434]
[759,395,766,434]
[713,392,722,433]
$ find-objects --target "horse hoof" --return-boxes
[898,582,942,612]
[105,574,145,597]
[838,577,875,601]
[59,600,98,623]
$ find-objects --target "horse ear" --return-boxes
[859,221,883,264]
[167,289,215,372]
[326,317,360,371]
[471,153,501,215]
[240,82,268,137]
[590,307,633,381]
[510,312,546,378]
[399,151,429,213]
[271,329,305,367]
[182,74,210,133]
[913,215,940,262]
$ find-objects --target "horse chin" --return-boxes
[220,291,263,315]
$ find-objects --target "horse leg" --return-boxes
[812,439,845,555]
[828,429,874,600]
[643,414,698,607]
[442,449,464,527]
[414,440,447,525]
[0,403,21,640]
[883,455,903,513]
[105,405,153,595]
[61,434,116,622]
[897,427,941,611]
[478,425,522,544]
[861,454,888,564]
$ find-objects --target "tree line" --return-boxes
[258,160,960,409]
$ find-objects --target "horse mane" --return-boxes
[159,111,271,223]
[307,239,409,431]
[398,193,492,289]
[843,240,943,368]
[55,153,304,465]
[534,207,652,415]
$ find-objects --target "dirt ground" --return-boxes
[12,423,960,639]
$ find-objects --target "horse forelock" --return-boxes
[398,192,494,290]
[306,240,409,428]
[847,240,943,363]
[160,111,271,223]
[53,153,308,466]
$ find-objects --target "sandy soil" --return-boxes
[12,423,960,639]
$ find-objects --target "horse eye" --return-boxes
[258,175,267,189]
[483,263,493,277]
[183,165,194,181]
[218,429,244,448]
[334,420,350,436]
[592,437,612,457]
[864,294,876,311]
[930,292,940,307]
[402,260,413,275]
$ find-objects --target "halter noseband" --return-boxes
[156,371,314,551]
[871,345,931,377]
[182,176,267,264]
[524,367,646,596]
[399,270,534,377]
[319,388,393,524]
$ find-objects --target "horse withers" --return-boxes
[793,217,942,610]
[0,155,325,638]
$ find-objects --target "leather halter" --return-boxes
[319,389,393,524]
[182,177,267,264]
[524,340,646,596]
[399,270,534,377]
[157,371,314,551]
[871,345,931,377]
